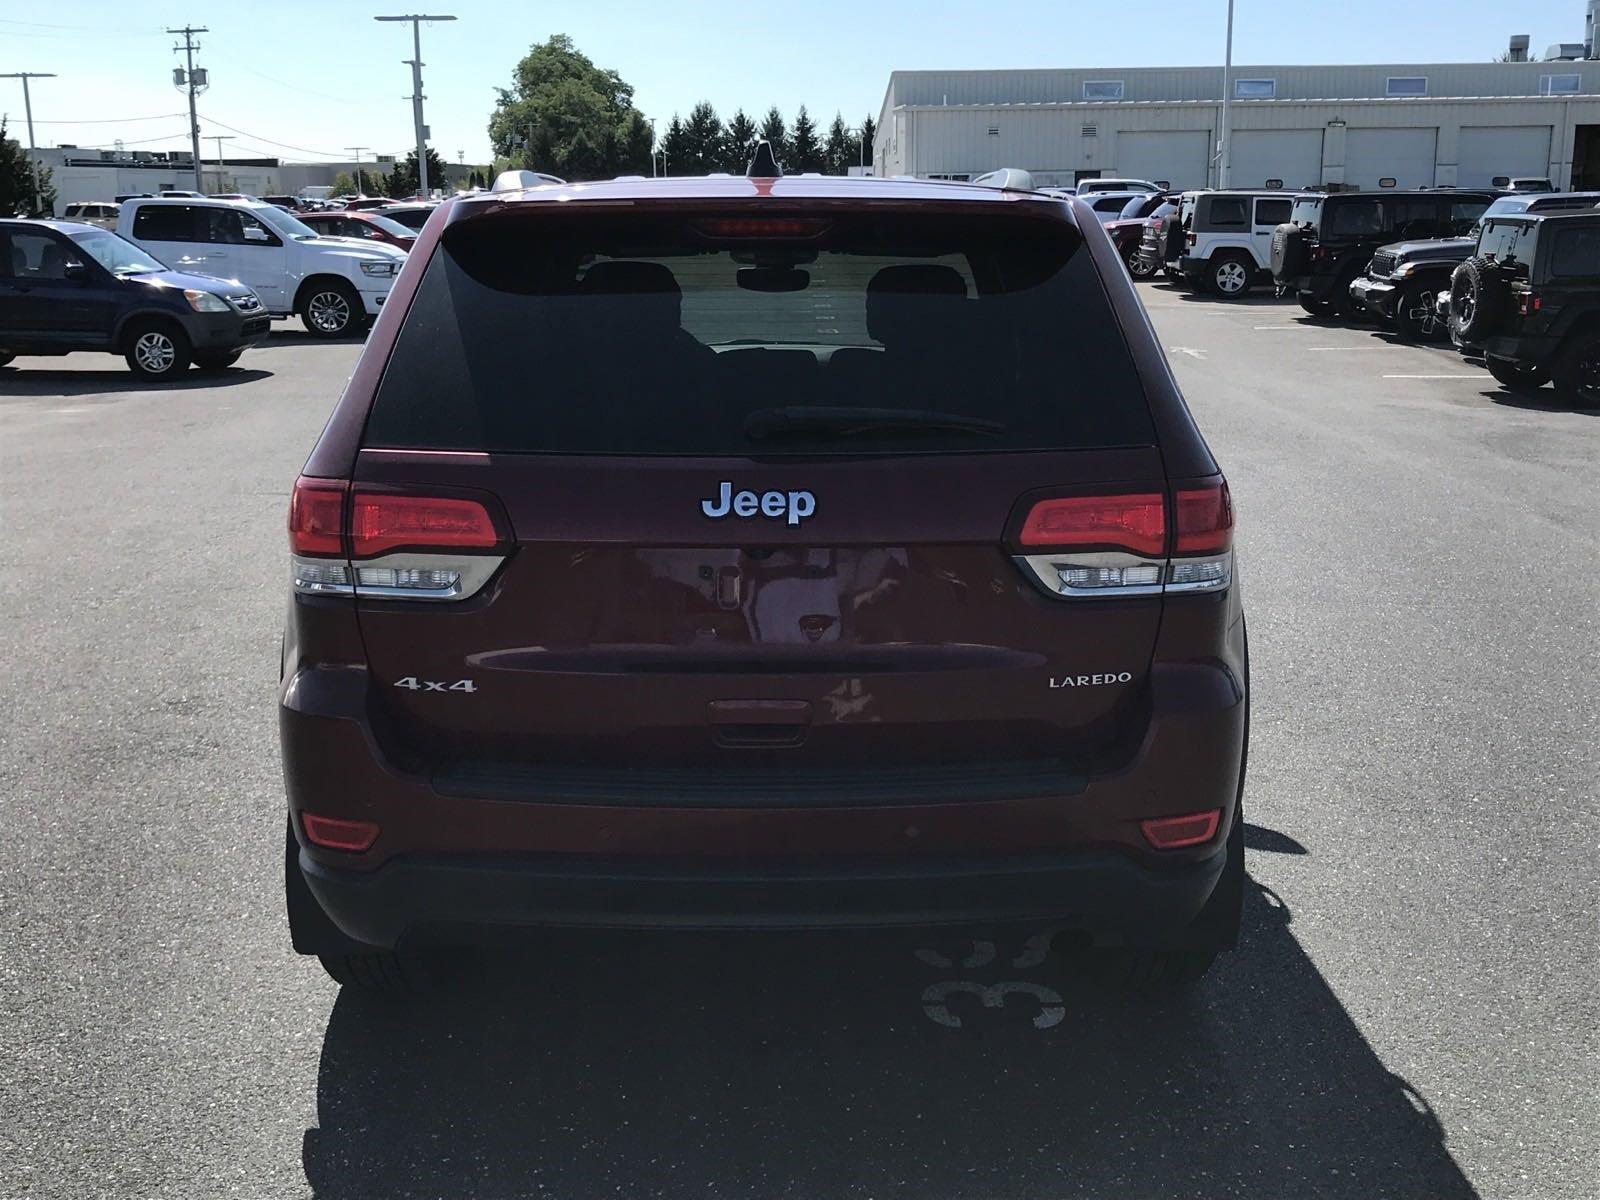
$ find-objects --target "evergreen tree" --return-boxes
[387,147,448,197]
[681,101,724,175]
[660,114,689,176]
[790,105,822,173]
[758,107,790,168]
[0,119,54,216]
[723,108,759,171]
[860,114,878,173]
[824,112,853,175]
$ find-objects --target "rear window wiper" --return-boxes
[743,406,1006,441]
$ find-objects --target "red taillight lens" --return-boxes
[289,477,347,556]
[1517,292,1541,315]
[349,491,499,558]
[693,218,832,239]
[1186,232,1196,246]
[301,812,380,852]
[1140,809,1222,850]
[1018,493,1166,556]
[1173,481,1234,555]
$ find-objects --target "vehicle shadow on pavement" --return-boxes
[0,367,272,397]
[301,861,1478,1199]
[1481,388,1600,416]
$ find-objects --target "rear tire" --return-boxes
[193,348,243,372]
[299,280,362,337]
[1207,253,1254,299]
[1486,355,1550,394]
[1127,251,1157,279]
[317,951,413,992]
[1298,294,1335,317]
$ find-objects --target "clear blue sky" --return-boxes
[0,0,1583,166]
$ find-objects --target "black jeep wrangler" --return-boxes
[1448,210,1600,405]
[1271,190,1496,317]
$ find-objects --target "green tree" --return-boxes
[330,170,357,196]
[758,107,790,168]
[860,114,877,173]
[0,119,54,215]
[790,106,822,173]
[660,114,688,176]
[387,147,447,197]
[824,112,853,175]
[487,33,653,180]
[723,108,758,171]
[679,101,724,175]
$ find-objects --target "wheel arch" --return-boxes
[293,272,360,313]
[112,307,190,351]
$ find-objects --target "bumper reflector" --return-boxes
[302,812,380,852]
[1139,809,1222,850]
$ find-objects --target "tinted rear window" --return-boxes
[1325,199,1384,238]
[365,212,1156,457]
[1290,197,1323,228]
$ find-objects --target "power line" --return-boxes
[30,112,187,124]
[197,115,351,159]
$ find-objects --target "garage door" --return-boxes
[1457,125,1553,187]
[1114,130,1211,189]
[1229,130,1324,189]
[1345,128,1438,189]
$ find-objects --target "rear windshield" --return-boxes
[365,212,1156,456]
[1325,198,1384,238]
[1290,196,1323,229]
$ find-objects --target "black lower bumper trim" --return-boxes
[300,845,1228,949]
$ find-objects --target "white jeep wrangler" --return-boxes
[118,196,407,336]
[1176,191,1296,298]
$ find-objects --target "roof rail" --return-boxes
[491,169,567,192]
[970,167,1037,192]
[747,139,782,178]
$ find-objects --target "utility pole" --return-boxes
[374,13,455,198]
[210,134,233,191]
[345,145,370,195]
[0,71,55,214]
[1218,0,1235,189]
[167,25,209,192]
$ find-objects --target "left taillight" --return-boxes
[1012,480,1233,599]
[289,476,509,601]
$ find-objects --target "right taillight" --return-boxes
[288,476,509,602]
[1013,480,1233,599]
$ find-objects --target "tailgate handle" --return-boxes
[708,700,812,748]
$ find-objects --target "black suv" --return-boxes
[1352,192,1600,340]
[1271,190,1496,316]
[1447,210,1600,405]
[0,219,269,379]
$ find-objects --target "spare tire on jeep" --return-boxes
[1448,255,1510,343]
[1271,224,1305,282]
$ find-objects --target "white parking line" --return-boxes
[1252,325,1300,330]
[1309,345,1386,350]
[1382,373,1483,379]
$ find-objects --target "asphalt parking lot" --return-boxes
[2,291,1596,1200]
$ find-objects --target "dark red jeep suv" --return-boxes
[281,150,1248,991]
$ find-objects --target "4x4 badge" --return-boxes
[701,481,816,527]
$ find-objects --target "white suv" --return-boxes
[117,197,406,336]
[1176,191,1296,298]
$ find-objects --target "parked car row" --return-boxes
[1118,177,1600,405]
[1,194,415,379]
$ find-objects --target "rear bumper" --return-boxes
[299,841,1230,947]
[1485,334,1560,365]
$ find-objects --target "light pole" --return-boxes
[646,117,656,177]
[209,134,234,191]
[167,26,209,192]
[1218,0,1235,189]
[345,145,370,195]
[374,13,455,198]
[0,71,55,214]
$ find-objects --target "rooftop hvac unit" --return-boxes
[1547,41,1588,60]
[1507,34,1530,62]
[1589,0,1597,56]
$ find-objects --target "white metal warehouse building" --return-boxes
[871,60,1600,192]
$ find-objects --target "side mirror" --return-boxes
[243,225,270,243]
[63,260,89,280]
